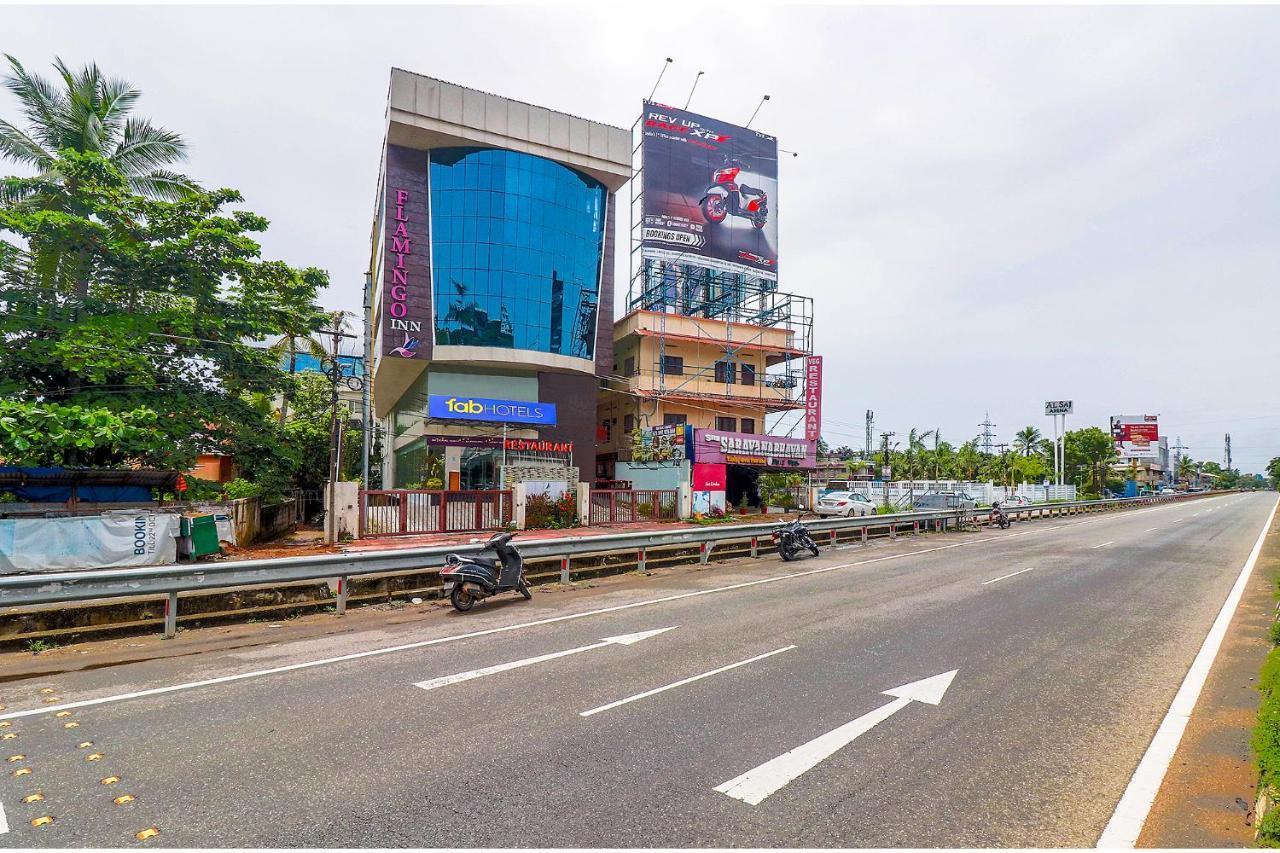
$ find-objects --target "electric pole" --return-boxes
[865,409,875,458]
[879,431,896,510]
[979,412,996,456]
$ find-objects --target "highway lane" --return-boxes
[0,492,1270,847]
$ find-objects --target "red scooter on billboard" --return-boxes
[699,157,769,229]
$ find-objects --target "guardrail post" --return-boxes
[637,547,646,573]
[861,526,868,544]
[829,530,838,547]
[750,536,758,558]
[889,522,897,540]
[336,576,348,615]
[913,521,920,535]
[700,541,712,564]
[560,556,570,584]
[163,592,177,639]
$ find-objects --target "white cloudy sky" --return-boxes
[5,4,1278,472]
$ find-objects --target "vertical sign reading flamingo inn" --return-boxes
[381,145,431,360]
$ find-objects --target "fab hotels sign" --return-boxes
[427,394,558,426]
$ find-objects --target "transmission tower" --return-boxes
[1172,436,1189,483]
[979,412,997,455]
[865,410,875,457]
[1225,433,1232,470]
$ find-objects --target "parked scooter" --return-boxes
[440,531,532,612]
[700,157,769,229]
[989,501,1011,530]
[772,514,820,561]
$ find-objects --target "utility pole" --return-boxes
[879,431,896,510]
[321,313,358,543]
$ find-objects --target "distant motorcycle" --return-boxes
[440,531,532,612]
[772,514,820,561]
[989,501,1011,530]
[700,157,769,230]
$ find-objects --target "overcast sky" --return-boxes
[5,5,1278,472]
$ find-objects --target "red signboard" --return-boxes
[804,356,823,443]
[504,438,573,454]
[693,463,727,491]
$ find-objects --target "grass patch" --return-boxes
[1253,585,1280,845]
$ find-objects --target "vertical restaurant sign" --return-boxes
[804,356,823,443]
[386,187,420,358]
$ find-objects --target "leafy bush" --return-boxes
[526,491,578,529]
[222,478,265,500]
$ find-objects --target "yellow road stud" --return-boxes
[85,752,103,761]
[7,754,24,762]
[54,711,71,717]
[136,827,159,841]
[0,721,11,727]
[22,793,44,803]
[114,794,135,805]
[2,732,16,740]
[32,816,54,827]
[64,722,79,729]
[39,688,54,694]
[0,704,6,710]
[78,741,93,749]
[42,697,60,703]
[13,767,31,776]
[100,775,120,785]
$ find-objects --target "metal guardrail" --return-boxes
[0,493,1216,638]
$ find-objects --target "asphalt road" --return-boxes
[0,492,1273,848]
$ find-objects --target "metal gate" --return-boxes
[359,489,513,537]
[588,489,679,525]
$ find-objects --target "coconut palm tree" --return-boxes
[0,54,195,203]
[266,331,330,422]
[1013,426,1042,457]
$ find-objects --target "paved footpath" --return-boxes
[0,492,1273,847]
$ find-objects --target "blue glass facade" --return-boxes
[428,147,606,359]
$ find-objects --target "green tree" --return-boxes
[1063,427,1118,498]
[1013,426,1042,457]
[954,440,983,481]
[0,399,167,467]
[0,149,327,496]
[1,55,194,206]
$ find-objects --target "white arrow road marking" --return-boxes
[0,798,8,835]
[1145,527,1160,532]
[982,567,1035,585]
[715,670,958,806]
[580,645,797,717]
[413,627,676,692]
[1093,541,1114,548]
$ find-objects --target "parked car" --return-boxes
[1002,495,1033,508]
[815,491,876,517]
[912,491,977,510]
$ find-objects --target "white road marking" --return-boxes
[413,627,675,692]
[1093,541,1114,549]
[1097,493,1280,848]
[0,798,8,835]
[982,567,1036,585]
[0,499,1192,721]
[715,670,958,805]
[579,645,796,717]
[1146,528,1160,532]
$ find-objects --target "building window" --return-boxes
[623,355,635,377]
[716,416,737,432]
[663,413,688,426]
[624,414,635,434]
[600,420,611,442]
[714,360,736,384]
[741,417,756,434]
[428,147,607,359]
[741,364,756,386]
[661,355,684,376]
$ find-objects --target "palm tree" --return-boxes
[1013,426,1042,457]
[1178,456,1196,485]
[0,54,194,203]
[266,330,330,422]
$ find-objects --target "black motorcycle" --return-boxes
[772,515,820,561]
[990,501,1011,530]
[440,531,532,612]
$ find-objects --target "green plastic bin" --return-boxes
[187,514,221,557]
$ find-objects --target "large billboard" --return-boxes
[640,101,779,280]
[1111,414,1159,459]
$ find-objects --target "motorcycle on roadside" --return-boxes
[772,514,820,561]
[440,531,532,612]
[989,501,1011,530]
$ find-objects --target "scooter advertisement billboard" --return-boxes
[1111,414,1160,459]
[640,101,779,280]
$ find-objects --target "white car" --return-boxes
[815,491,876,517]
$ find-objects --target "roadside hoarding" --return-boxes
[693,429,816,469]
[804,356,823,443]
[1044,401,1073,416]
[640,101,779,280]
[1111,414,1160,458]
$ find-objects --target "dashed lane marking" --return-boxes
[982,567,1036,585]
